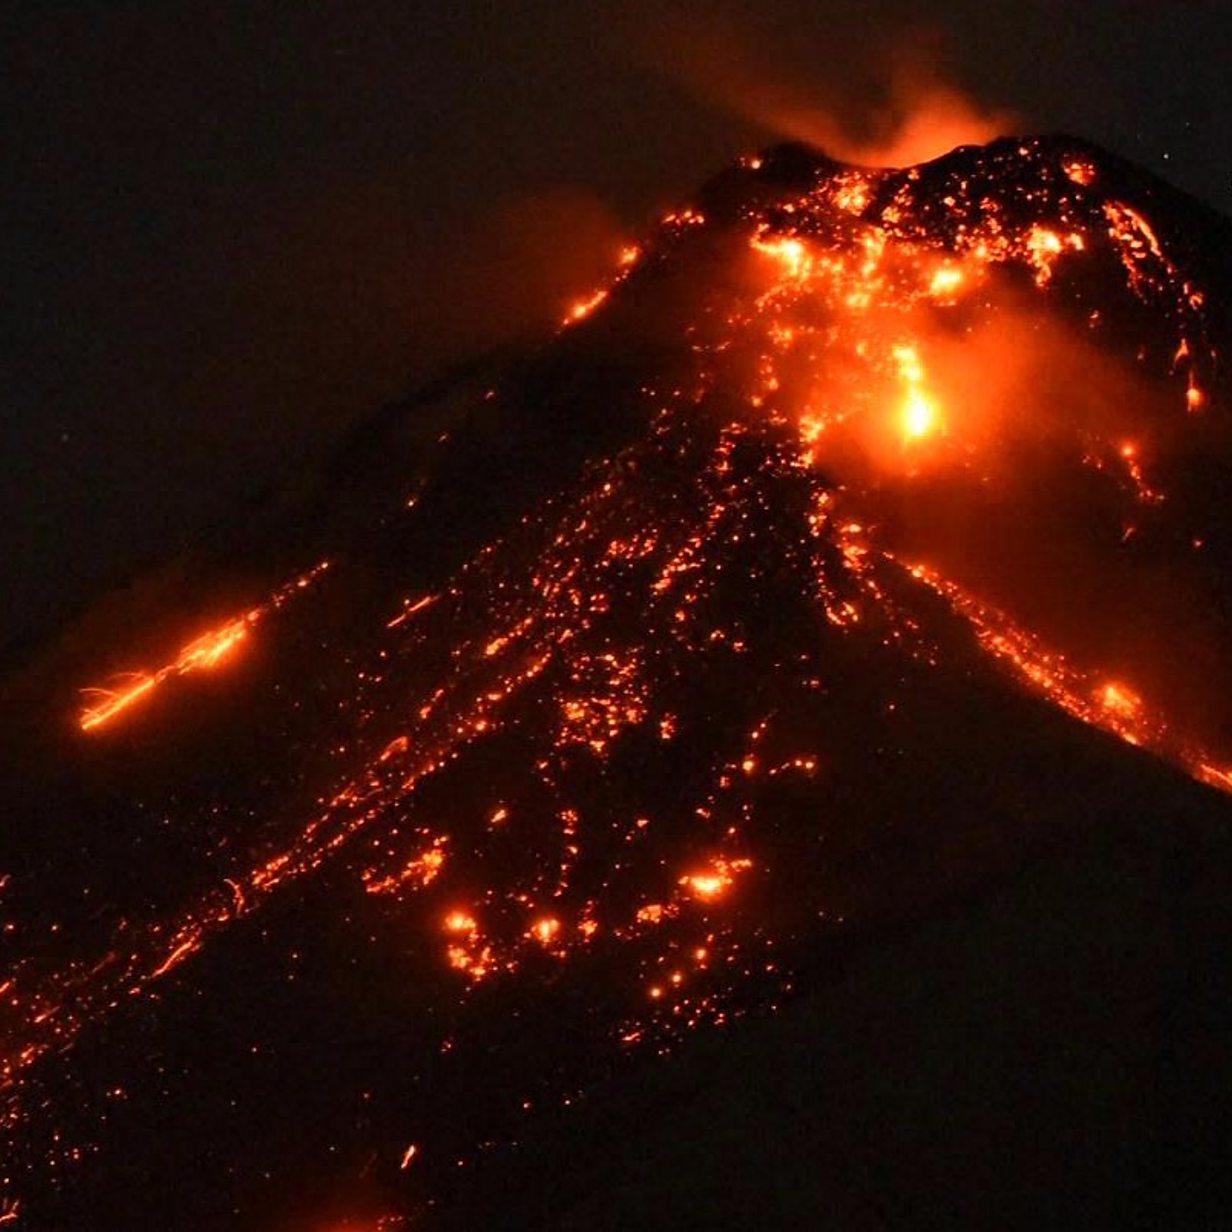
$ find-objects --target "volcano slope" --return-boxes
[2,134,1232,1229]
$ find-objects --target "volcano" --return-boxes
[3,134,1232,1230]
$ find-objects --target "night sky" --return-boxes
[3,0,1229,647]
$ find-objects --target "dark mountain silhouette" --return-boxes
[1,134,1231,1230]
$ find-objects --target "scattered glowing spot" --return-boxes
[363,843,446,896]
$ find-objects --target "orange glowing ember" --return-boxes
[565,289,608,324]
[529,917,561,944]
[752,233,811,280]
[1098,681,1142,720]
[444,910,477,934]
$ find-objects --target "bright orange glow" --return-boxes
[1026,226,1084,285]
[564,288,608,324]
[77,561,329,733]
[680,857,753,901]
[928,266,964,298]
[78,674,158,732]
[890,343,940,444]
[891,343,924,385]
[902,388,937,440]
[1098,682,1142,720]
[175,618,249,670]
[1063,158,1096,186]
[751,233,810,280]
[678,38,1013,169]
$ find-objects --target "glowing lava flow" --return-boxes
[77,561,330,732]
[898,559,1232,790]
[4,136,1232,1222]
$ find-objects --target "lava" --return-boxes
[77,561,330,732]
[5,135,1232,1224]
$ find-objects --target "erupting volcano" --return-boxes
[3,134,1232,1229]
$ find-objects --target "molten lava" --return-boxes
[77,561,330,732]
[4,135,1231,1226]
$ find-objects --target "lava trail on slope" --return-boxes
[1,133,1232,1229]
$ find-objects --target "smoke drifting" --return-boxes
[625,5,1015,165]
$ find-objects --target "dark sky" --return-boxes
[2,0,1229,647]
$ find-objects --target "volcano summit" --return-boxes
[2,135,1232,1230]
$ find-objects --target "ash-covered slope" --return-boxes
[1,134,1232,1230]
